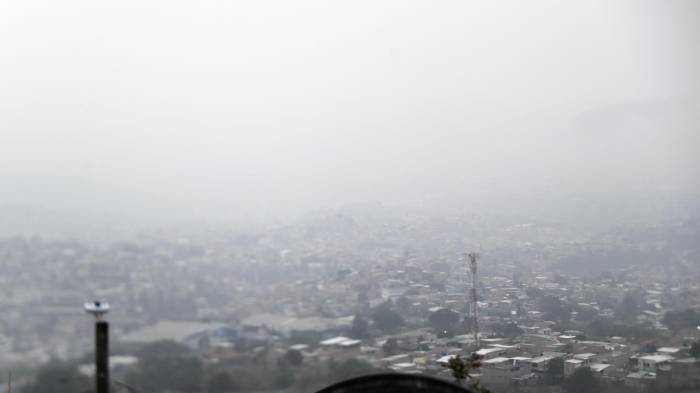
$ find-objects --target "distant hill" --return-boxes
[553,218,700,276]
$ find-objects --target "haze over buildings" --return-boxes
[1,0,699,234]
[1,3,699,392]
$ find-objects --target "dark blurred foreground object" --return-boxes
[85,301,111,393]
[316,373,475,393]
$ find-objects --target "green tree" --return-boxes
[350,315,370,339]
[445,355,473,384]
[443,354,490,393]
[206,371,234,393]
[586,317,659,341]
[617,290,646,320]
[662,309,700,333]
[690,341,700,359]
[272,368,296,390]
[461,317,475,333]
[227,367,262,392]
[574,306,598,323]
[492,322,524,338]
[282,349,304,367]
[289,330,323,347]
[125,340,203,393]
[395,296,412,315]
[371,303,405,333]
[428,308,461,337]
[564,367,599,393]
[540,295,572,325]
[204,368,263,393]
[382,338,400,356]
[22,361,92,393]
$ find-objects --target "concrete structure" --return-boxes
[564,359,584,376]
[656,358,700,391]
[636,354,675,372]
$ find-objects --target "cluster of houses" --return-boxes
[105,315,699,392]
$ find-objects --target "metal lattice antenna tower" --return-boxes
[467,252,480,349]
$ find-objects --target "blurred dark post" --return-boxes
[84,301,111,393]
[95,320,110,393]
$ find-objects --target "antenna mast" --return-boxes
[467,252,480,349]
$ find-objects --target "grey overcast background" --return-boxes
[1,0,699,234]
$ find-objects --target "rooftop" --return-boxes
[638,354,675,362]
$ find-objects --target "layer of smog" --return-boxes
[1,1,699,393]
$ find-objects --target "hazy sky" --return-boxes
[1,0,698,222]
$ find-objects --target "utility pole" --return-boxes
[467,252,480,349]
[85,301,110,393]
